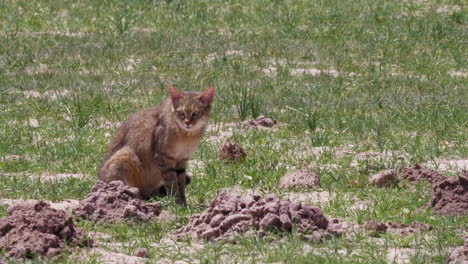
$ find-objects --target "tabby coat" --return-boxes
[99,86,214,204]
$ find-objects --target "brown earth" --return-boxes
[218,141,247,161]
[373,165,468,216]
[368,169,397,187]
[73,181,162,223]
[241,116,278,128]
[279,170,321,189]
[0,201,92,258]
[398,164,446,184]
[175,190,339,241]
[430,173,468,216]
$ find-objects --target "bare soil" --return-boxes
[175,190,339,241]
[0,201,92,258]
[73,181,162,223]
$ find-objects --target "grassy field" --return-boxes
[0,0,467,263]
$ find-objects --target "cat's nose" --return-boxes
[184,120,191,126]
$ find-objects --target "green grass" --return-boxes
[1,0,467,263]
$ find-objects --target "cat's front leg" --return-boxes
[161,169,181,201]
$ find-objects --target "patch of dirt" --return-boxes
[205,123,237,143]
[387,247,417,264]
[0,155,20,161]
[290,68,340,78]
[77,248,146,264]
[398,164,446,184]
[29,118,39,128]
[20,89,70,100]
[218,141,247,161]
[241,116,278,129]
[0,201,92,258]
[430,173,468,216]
[368,169,397,187]
[279,170,321,189]
[73,181,162,223]
[423,159,468,173]
[364,221,388,236]
[448,236,468,264]
[175,190,334,241]
[351,150,410,167]
[449,70,468,78]
[285,191,333,205]
[156,210,177,223]
[387,221,432,237]
[0,199,80,213]
[3,172,88,181]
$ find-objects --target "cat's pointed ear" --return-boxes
[200,87,215,105]
[168,85,182,104]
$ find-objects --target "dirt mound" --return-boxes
[73,181,162,222]
[368,169,397,187]
[218,141,247,161]
[279,170,321,189]
[0,201,91,258]
[175,190,333,241]
[448,236,468,264]
[430,174,468,216]
[397,165,468,216]
[398,164,446,184]
[242,116,278,128]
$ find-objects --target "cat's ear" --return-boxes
[168,85,183,104]
[199,87,215,105]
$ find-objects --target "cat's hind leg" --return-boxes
[98,147,144,187]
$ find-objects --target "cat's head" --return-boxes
[168,85,215,131]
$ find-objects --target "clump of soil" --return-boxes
[398,164,446,184]
[364,220,432,237]
[73,181,162,223]
[448,236,468,264]
[242,116,278,128]
[218,141,247,161]
[133,248,149,258]
[368,169,397,187]
[0,201,92,258]
[430,174,468,216]
[175,190,333,241]
[279,170,321,189]
[364,221,388,236]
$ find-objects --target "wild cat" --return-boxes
[99,86,215,204]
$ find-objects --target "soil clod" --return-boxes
[73,181,162,223]
[219,141,247,161]
[133,248,149,258]
[0,201,92,258]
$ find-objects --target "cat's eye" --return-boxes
[177,111,185,118]
[192,112,199,117]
